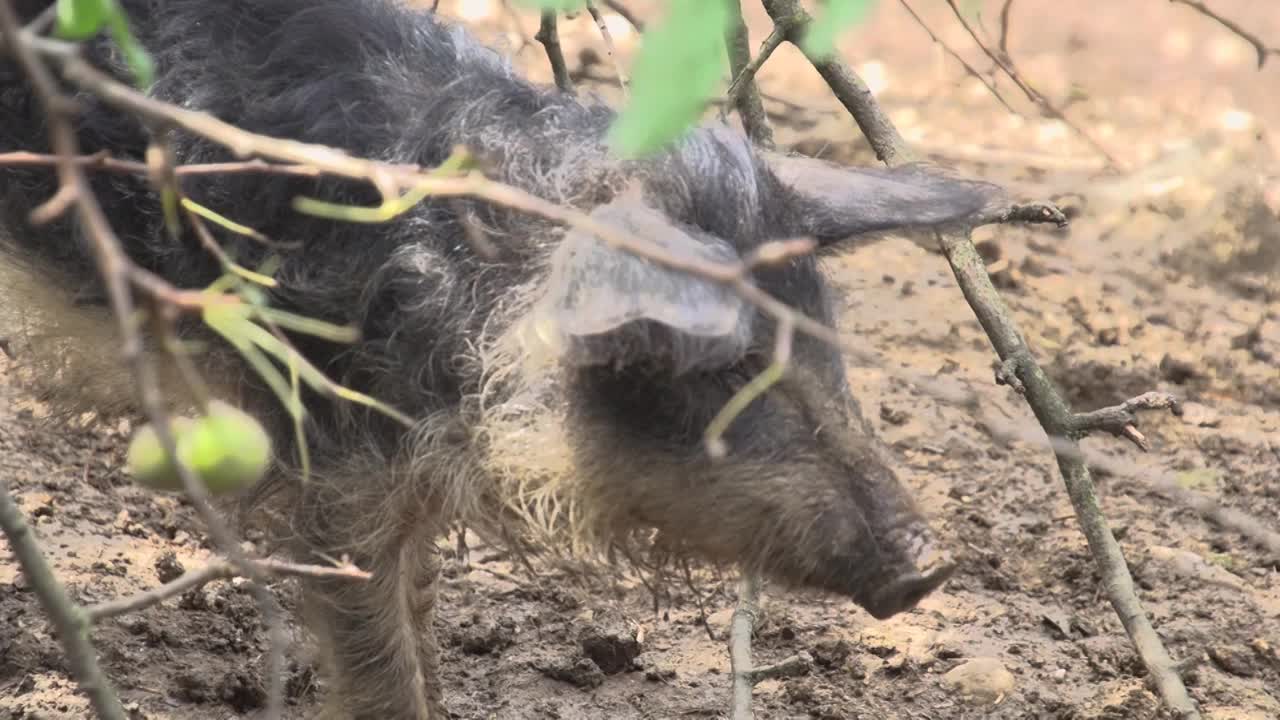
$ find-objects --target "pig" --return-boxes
[0,0,1060,717]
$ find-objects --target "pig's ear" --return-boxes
[762,152,1011,248]
[523,196,753,374]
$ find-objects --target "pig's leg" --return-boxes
[292,476,446,720]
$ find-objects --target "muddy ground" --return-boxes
[2,0,1279,718]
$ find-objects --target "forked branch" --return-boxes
[755,0,1201,717]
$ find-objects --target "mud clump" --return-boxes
[811,638,853,670]
[154,551,186,584]
[454,613,518,656]
[577,611,641,674]
[538,654,606,689]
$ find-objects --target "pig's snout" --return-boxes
[858,540,956,620]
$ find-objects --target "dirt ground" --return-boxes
[2,0,1279,718]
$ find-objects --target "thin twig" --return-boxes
[749,652,811,682]
[997,0,1014,57]
[535,10,575,95]
[758,0,914,167]
[756,0,1201,717]
[897,0,1017,115]
[584,1,629,96]
[87,557,371,622]
[728,573,761,720]
[0,479,127,720]
[678,557,717,642]
[17,38,861,350]
[723,25,787,132]
[722,0,775,148]
[1002,426,1280,561]
[3,17,292,720]
[599,0,643,33]
[1067,391,1184,451]
[940,0,1123,170]
[0,150,324,177]
[1168,0,1279,69]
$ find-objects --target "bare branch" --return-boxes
[897,0,1018,115]
[994,356,1025,393]
[1,16,293,719]
[584,1,629,96]
[759,0,915,166]
[998,0,1014,57]
[7,40,850,350]
[0,479,128,720]
[940,0,1123,170]
[599,0,643,33]
[749,651,812,682]
[1068,391,1184,451]
[722,0,775,149]
[754,1,1202,716]
[536,10,575,95]
[1169,0,1280,69]
[979,414,1280,561]
[729,573,762,720]
[0,150,324,177]
[935,217,1199,720]
[973,199,1069,229]
[87,557,372,623]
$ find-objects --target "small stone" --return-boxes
[879,405,910,426]
[942,657,1016,705]
[1208,644,1261,677]
[644,666,677,683]
[1178,402,1221,428]
[1159,353,1202,383]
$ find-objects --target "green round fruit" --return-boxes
[177,401,272,495]
[126,417,193,493]
[126,402,271,496]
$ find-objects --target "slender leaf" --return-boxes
[802,0,876,60]
[606,0,732,158]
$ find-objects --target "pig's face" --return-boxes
[509,126,1005,617]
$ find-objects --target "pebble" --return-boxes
[942,657,1016,705]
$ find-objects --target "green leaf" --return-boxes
[292,146,471,223]
[801,0,876,60]
[105,9,155,89]
[606,0,732,158]
[54,0,110,40]
[55,0,154,88]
